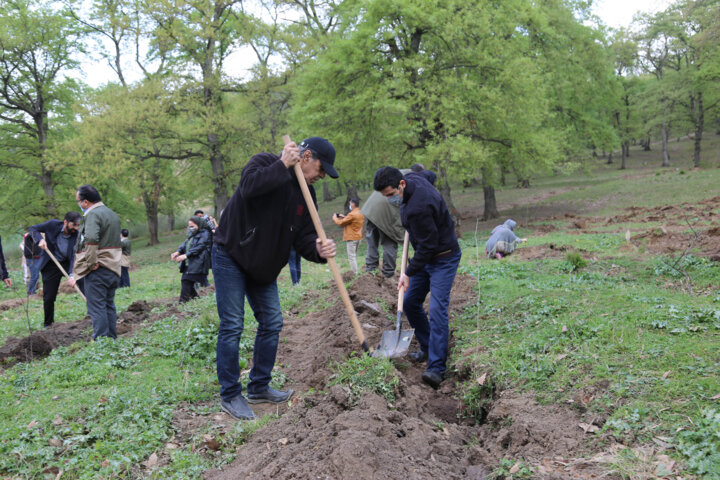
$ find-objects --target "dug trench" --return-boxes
[188,274,614,480]
[0,285,216,369]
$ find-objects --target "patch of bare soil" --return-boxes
[0,298,180,369]
[0,297,28,312]
[632,226,720,257]
[198,274,611,480]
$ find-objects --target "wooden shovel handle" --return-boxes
[282,135,368,352]
[397,231,409,313]
[40,233,87,302]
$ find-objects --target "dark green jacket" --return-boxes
[74,202,122,278]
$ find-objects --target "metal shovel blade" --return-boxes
[373,312,414,359]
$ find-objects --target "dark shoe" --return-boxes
[247,387,295,404]
[409,350,428,363]
[43,323,53,329]
[421,370,443,389]
[221,395,256,420]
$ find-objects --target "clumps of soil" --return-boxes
[632,226,720,257]
[199,274,609,479]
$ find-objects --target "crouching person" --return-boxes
[485,219,526,259]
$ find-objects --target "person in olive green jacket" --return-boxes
[68,185,122,339]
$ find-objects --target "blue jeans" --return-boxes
[85,267,119,339]
[288,248,301,285]
[213,245,284,401]
[403,250,461,375]
[28,257,41,295]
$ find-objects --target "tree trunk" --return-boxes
[209,133,229,214]
[481,173,499,221]
[620,142,628,170]
[344,182,359,213]
[167,214,175,232]
[142,193,160,246]
[606,152,613,164]
[322,182,334,202]
[693,91,703,168]
[40,166,57,217]
[643,135,651,151]
[660,97,670,167]
[437,166,461,229]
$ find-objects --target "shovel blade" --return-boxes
[372,328,415,359]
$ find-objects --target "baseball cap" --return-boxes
[300,137,338,178]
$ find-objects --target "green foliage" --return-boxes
[491,458,533,480]
[676,409,720,477]
[329,353,399,404]
[561,251,588,272]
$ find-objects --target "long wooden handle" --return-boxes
[397,231,410,313]
[41,233,87,302]
[282,135,369,352]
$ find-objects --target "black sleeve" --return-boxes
[0,237,8,280]
[28,220,56,244]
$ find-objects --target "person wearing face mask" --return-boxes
[171,217,211,303]
[68,185,122,339]
[211,136,338,420]
[332,197,365,274]
[374,167,461,390]
[28,211,83,328]
[360,181,405,278]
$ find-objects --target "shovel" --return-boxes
[40,233,87,302]
[282,135,369,352]
[373,231,414,358]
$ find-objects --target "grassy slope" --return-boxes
[0,137,718,478]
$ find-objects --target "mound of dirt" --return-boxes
[0,297,28,312]
[0,298,177,369]
[633,227,720,256]
[201,274,608,479]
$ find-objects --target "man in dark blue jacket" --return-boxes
[0,236,11,288]
[374,167,461,389]
[212,137,338,420]
[29,212,82,328]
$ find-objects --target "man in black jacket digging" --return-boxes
[213,137,338,420]
[29,212,82,328]
[374,167,461,389]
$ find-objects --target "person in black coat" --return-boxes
[374,167,461,390]
[0,236,11,288]
[28,212,82,328]
[212,136,338,420]
[171,217,211,303]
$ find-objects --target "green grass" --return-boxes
[1,135,719,477]
[451,231,720,477]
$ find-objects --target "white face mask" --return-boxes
[348,204,353,211]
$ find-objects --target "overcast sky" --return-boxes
[591,0,674,28]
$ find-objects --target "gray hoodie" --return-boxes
[486,219,520,252]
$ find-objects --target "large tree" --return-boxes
[145,0,248,215]
[71,79,204,245]
[0,1,85,220]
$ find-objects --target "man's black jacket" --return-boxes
[214,152,325,284]
[0,236,8,280]
[29,220,78,274]
[401,172,459,277]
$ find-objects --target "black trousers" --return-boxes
[180,279,199,303]
[41,260,69,327]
